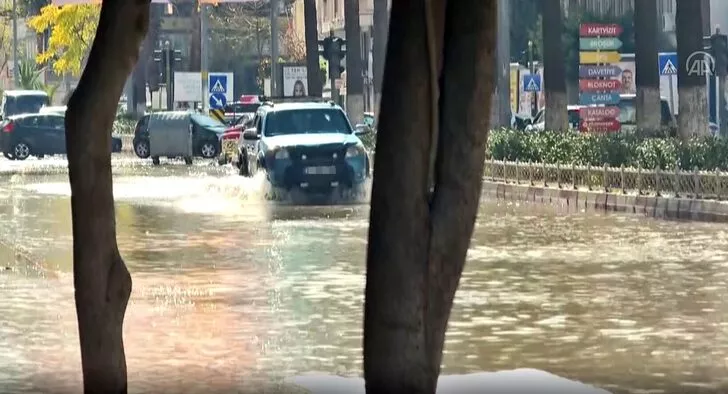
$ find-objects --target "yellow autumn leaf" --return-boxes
[29,4,100,77]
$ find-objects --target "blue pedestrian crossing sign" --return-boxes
[658,53,678,75]
[522,74,542,92]
[209,74,227,94]
[209,93,227,109]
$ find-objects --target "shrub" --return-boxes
[486,129,728,171]
[112,118,136,135]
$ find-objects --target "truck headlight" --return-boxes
[274,148,289,159]
[346,145,366,158]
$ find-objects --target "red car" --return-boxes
[221,114,254,140]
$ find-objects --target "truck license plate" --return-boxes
[304,166,336,175]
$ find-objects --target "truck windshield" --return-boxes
[264,108,351,137]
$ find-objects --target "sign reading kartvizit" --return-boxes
[578,22,623,132]
[579,23,623,37]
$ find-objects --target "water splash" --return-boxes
[11,160,372,213]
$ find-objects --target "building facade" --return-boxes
[562,0,728,35]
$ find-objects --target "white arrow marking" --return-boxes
[212,95,223,107]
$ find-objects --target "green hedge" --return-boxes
[487,129,728,171]
[113,117,136,135]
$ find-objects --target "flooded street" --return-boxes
[1,157,728,393]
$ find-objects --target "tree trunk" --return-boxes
[540,0,568,131]
[371,0,388,116]
[676,0,709,138]
[304,0,322,97]
[363,0,496,393]
[634,0,662,132]
[344,0,364,124]
[565,0,580,105]
[64,0,150,391]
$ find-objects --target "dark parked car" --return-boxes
[1,113,122,160]
[132,112,225,160]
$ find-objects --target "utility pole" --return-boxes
[344,0,364,123]
[371,0,387,114]
[270,0,280,96]
[200,4,208,111]
[12,0,18,86]
[329,32,341,105]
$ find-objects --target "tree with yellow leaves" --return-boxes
[28,4,100,77]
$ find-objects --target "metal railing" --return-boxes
[484,159,728,200]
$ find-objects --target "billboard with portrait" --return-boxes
[282,65,308,97]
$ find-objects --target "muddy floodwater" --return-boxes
[1,157,728,393]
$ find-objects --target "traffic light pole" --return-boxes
[320,31,346,106]
[329,41,341,105]
[528,40,537,118]
[201,4,209,112]
[165,42,172,110]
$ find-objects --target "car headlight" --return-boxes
[346,145,366,158]
[274,148,289,160]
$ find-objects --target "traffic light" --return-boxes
[153,48,166,80]
[153,47,183,82]
[319,36,346,62]
[711,33,728,77]
[319,36,347,81]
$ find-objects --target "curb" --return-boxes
[482,181,728,223]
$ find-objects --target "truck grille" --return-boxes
[289,144,345,165]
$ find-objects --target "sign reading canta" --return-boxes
[579,78,622,91]
[579,106,621,121]
[579,65,622,78]
[579,23,623,37]
[579,51,621,64]
[579,92,621,106]
[580,119,621,132]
